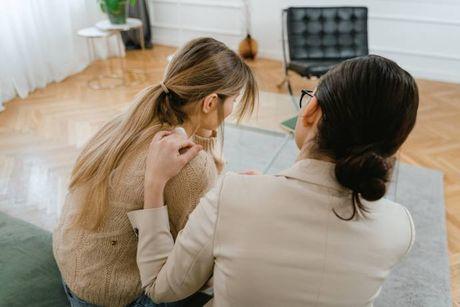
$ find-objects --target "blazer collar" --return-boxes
[277,158,348,193]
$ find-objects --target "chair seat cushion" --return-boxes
[0,212,69,306]
[288,60,339,77]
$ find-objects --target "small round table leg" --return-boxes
[139,26,145,50]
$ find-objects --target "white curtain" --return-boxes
[0,0,124,110]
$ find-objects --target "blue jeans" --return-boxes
[62,281,211,307]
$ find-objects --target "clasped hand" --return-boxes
[143,130,203,209]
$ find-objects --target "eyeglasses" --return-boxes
[299,89,314,109]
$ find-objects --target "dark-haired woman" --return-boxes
[128,55,419,306]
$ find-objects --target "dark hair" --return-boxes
[314,55,419,220]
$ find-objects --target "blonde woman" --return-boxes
[52,37,257,307]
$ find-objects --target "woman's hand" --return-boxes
[144,130,203,209]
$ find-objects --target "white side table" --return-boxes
[77,27,124,90]
[95,18,145,50]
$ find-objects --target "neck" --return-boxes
[181,122,196,137]
[181,121,213,138]
[296,141,334,164]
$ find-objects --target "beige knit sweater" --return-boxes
[52,133,220,307]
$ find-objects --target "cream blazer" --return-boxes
[128,159,415,307]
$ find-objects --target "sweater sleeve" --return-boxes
[164,150,217,239]
[127,176,224,303]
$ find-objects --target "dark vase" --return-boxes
[239,34,258,60]
[102,0,129,24]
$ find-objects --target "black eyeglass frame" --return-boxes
[299,89,314,109]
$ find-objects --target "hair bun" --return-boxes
[335,151,389,201]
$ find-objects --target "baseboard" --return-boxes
[257,49,283,61]
[256,49,460,84]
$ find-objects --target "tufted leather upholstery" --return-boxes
[284,7,368,78]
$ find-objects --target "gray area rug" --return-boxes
[223,124,452,307]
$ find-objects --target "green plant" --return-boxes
[98,0,136,14]
[98,0,137,24]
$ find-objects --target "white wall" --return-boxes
[148,0,245,49]
[148,0,460,83]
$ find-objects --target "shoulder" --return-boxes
[220,171,288,192]
[201,172,251,203]
[169,149,217,180]
[214,172,283,208]
[221,171,279,184]
[374,198,414,227]
[368,198,415,260]
[165,150,218,194]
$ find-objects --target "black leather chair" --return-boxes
[279,7,369,96]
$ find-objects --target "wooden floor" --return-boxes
[0,45,459,304]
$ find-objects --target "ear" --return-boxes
[300,96,322,127]
[201,93,219,114]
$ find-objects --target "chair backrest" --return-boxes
[285,7,368,62]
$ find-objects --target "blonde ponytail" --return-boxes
[70,37,258,230]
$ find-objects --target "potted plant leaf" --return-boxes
[98,0,137,25]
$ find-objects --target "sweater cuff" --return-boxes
[127,207,174,288]
[128,207,171,238]
[192,131,217,152]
